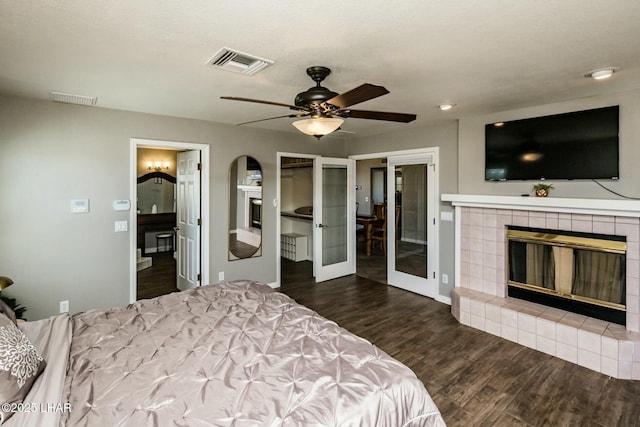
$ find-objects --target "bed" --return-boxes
[3,280,445,426]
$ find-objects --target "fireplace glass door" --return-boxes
[507,226,626,325]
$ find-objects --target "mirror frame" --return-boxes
[228,156,262,260]
[137,171,177,185]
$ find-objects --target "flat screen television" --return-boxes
[485,106,619,181]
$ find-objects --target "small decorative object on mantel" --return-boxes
[533,183,554,197]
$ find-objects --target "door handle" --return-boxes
[173,226,180,232]
[317,224,328,228]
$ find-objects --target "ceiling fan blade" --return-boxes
[338,109,417,123]
[236,112,310,126]
[324,84,389,109]
[221,96,309,111]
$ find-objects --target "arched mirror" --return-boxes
[137,172,176,214]
[229,156,262,260]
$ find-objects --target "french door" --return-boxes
[386,153,438,297]
[312,157,356,282]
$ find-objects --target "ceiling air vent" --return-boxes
[207,47,273,76]
[48,91,98,106]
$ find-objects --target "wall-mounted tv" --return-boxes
[485,106,619,181]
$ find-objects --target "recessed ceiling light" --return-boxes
[438,104,454,111]
[586,68,616,80]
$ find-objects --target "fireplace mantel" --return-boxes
[442,194,640,217]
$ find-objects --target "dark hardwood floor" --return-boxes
[280,259,640,427]
[136,252,178,300]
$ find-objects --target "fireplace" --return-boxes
[506,226,626,325]
[443,193,640,380]
[250,197,262,229]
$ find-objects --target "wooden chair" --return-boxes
[370,206,400,256]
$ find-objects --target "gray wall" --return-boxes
[346,121,460,299]
[0,95,343,320]
[458,89,640,198]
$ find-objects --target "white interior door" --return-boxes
[386,153,438,297]
[176,150,201,290]
[313,157,355,282]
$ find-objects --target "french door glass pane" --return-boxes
[322,165,347,266]
[395,164,428,278]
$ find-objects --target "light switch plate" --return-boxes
[440,211,454,222]
[71,199,89,213]
[113,199,131,211]
[115,220,128,232]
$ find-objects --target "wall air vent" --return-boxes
[206,47,273,76]
[48,91,98,106]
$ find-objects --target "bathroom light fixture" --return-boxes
[438,104,454,111]
[292,117,344,139]
[587,68,615,80]
[147,161,170,172]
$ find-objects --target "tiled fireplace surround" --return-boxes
[442,195,640,380]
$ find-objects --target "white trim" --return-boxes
[435,294,452,305]
[130,138,210,304]
[442,194,640,217]
[276,152,319,287]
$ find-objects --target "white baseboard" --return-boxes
[267,281,279,289]
[435,294,452,305]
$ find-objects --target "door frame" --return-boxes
[129,138,210,303]
[349,147,440,299]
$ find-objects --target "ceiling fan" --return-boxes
[221,66,417,139]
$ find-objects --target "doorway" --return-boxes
[351,148,439,298]
[277,153,356,286]
[129,138,210,303]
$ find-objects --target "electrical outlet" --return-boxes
[218,271,224,281]
[59,300,69,313]
[442,274,449,284]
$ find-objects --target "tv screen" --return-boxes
[485,106,619,181]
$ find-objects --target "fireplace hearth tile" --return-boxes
[502,324,518,343]
[560,312,588,328]
[518,330,536,347]
[581,318,609,334]
[486,319,501,336]
[601,335,619,360]
[632,362,640,380]
[601,356,618,377]
[501,307,518,326]
[619,361,633,378]
[557,342,578,363]
[537,335,556,356]
[578,348,601,371]
[578,329,601,352]
[540,307,566,321]
[537,318,556,338]
[556,323,578,346]
[518,312,537,333]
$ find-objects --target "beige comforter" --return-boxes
[57,280,444,426]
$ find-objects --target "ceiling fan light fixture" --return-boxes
[292,117,344,137]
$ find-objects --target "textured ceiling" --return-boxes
[1,1,639,138]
